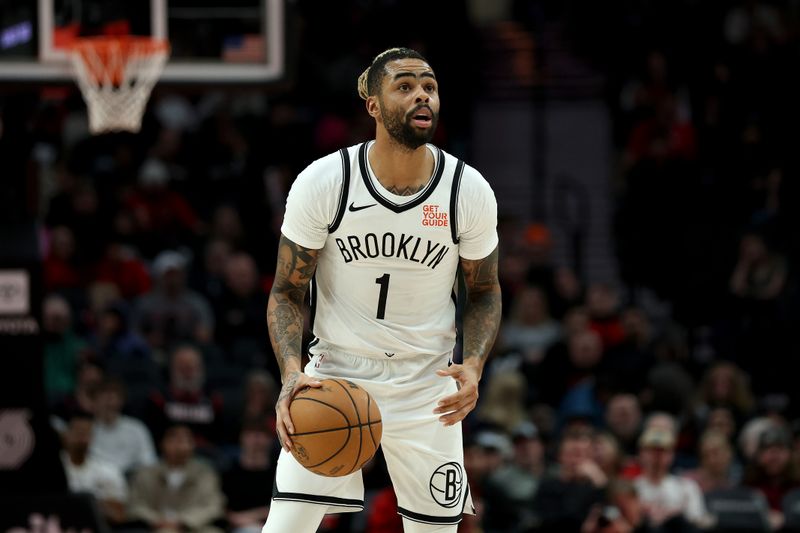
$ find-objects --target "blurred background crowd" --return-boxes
[1,0,800,532]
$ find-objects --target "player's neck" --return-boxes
[369,133,434,195]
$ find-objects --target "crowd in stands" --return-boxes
[2,0,799,532]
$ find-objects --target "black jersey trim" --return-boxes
[449,159,465,244]
[272,490,364,510]
[328,147,351,233]
[308,274,318,333]
[396,507,463,525]
[396,484,470,524]
[358,142,445,213]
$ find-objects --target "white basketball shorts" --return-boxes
[272,350,475,526]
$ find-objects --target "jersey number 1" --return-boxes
[375,273,390,319]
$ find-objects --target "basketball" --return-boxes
[288,378,382,477]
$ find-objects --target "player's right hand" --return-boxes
[275,370,322,451]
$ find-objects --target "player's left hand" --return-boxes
[434,364,480,426]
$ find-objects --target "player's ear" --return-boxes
[366,96,380,119]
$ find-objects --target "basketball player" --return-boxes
[264,47,501,533]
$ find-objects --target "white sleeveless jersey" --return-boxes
[281,142,498,359]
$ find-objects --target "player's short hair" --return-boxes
[357,47,429,100]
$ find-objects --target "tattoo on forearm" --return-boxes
[460,247,502,364]
[277,371,300,404]
[268,236,319,376]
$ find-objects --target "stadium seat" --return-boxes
[705,488,770,532]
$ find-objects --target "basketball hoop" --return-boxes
[68,36,170,134]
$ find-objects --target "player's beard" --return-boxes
[381,101,438,150]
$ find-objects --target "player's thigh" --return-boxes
[381,418,472,524]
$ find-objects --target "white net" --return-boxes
[69,38,170,134]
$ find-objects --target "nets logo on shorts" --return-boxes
[429,462,464,508]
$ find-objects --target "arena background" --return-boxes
[1,0,799,532]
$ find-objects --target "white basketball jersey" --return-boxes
[280,142,498,359]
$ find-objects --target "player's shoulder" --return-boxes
[437,146,492,191]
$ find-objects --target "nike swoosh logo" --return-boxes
[348,202,377,212]
[385,352,395,358]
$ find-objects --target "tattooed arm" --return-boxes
[434,246,502,425]
[267,234,322,450]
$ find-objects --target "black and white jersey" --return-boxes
[281,142,498,359]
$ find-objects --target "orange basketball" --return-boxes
[288,378,382,477]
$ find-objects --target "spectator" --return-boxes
[604,307,657,394]
[744,426,800,529]
[43,226,82,291]
[45,179,111,262]
[90,378,157,474]
[60,411,128,525]
[586,283,626,350]
[739,416,778,461]
[122,157,203,257]
[533,428,608,532]
[43,294,88,404]
[522,223,560,307]
[593,431,624,480]
[729,231,787,301]
[605,393,643,456]
[482,424,542,531]
[634,426,709,529]
[619,50,688,125]
[213,252,269,366]
[625,94,697,165]
[91,240,152,299]
[132,250,215,353]
[535,329,604,408]
[209,204,246,250]
[128,424,225,533]
[464,430,513,530]
[512,420,546,480]
[51,362,104,427]
[190,238,232,303]
[683,430,740,493]
[476,370,527,433]
[222,417,276,533]
[462,430,512,525]
[497,284,561,367]
[704,405,739,443]
[582,479,653,533]
[695,361,755,420]
[90,300,151,361]
[241,370,277,427]
[145,345,224,454]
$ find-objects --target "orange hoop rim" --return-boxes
[69,35,171,54]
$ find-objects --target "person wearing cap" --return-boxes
[743,425,800,530]
[482,422,544,532]
[123,157,203,257]
[132,250,215,352]
[634,426,709,529]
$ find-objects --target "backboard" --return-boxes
[0,0,285,83]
